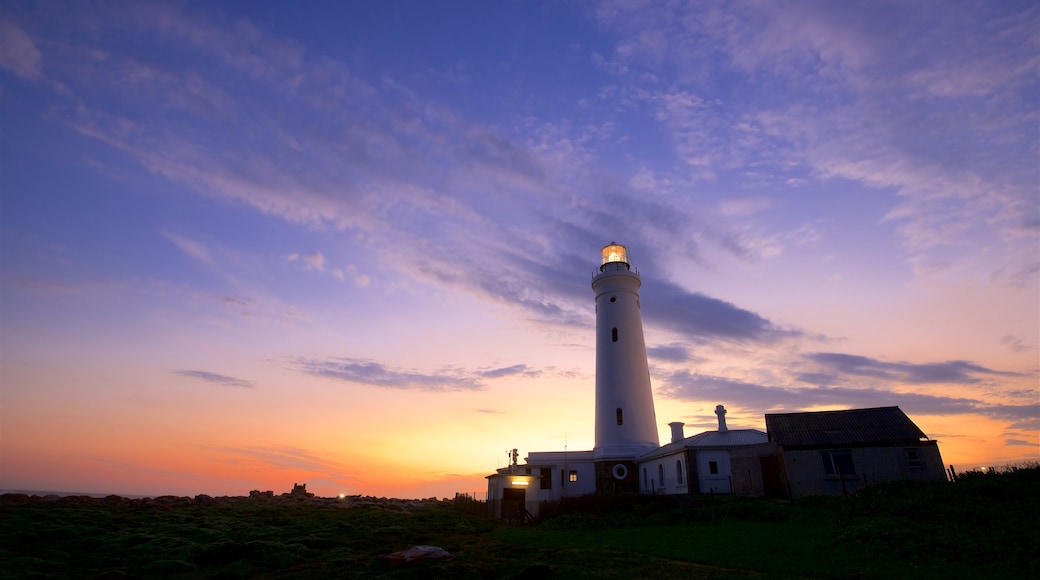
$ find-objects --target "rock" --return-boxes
[0,493,32,505]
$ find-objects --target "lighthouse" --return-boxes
[591,242,659,491]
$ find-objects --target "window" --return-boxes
[822,450,856,476]
[616,407,623,425]
[658,464,665,487]
[676,460,684,485]
[708,461,719,475]
[540,468,552,490]
[611,327,618,342]
[643,467,648,489]
[569,470,578,483]
[905,448,922,468]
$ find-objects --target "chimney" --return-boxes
[668,421,685,443]
[715,405,728,432]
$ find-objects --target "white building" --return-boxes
[637,405,772,496]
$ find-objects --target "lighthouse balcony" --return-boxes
[592,262,640,277]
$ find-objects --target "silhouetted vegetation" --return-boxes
[2,466,1036,578]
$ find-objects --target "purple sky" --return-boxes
[1,0,1037,498]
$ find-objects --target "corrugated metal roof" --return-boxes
[686,429,769,447]
[765,406,928,448]
[637,429,768,460]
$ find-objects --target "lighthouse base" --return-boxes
[594,460,640,494]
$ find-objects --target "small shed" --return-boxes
[765,406,947,497]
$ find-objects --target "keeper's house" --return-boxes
[765,406,947,498]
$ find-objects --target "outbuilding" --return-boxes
[765,406,947,497]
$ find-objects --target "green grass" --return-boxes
[2,467,1036,579]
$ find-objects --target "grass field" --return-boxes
[2,466,1036,579]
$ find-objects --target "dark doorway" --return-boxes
[760,455,786,498]
[502,488,527,522]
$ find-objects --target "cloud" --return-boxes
[225,446,353,477]
[8,1,819,355]
[287,251,325,272]
[642,280,797,344]
[803,352,1023,385]
[658,370,1039,422]
[1001,335,1031,354]
[716,197,771,217]
[0,20,42,79]
[647,344,694,363]
[1004,439,1035,447]
[591,1,1039,284]
[478,364,540,379]
[297,357,488,391]
[163,232,215,268]
[173,370,253,388]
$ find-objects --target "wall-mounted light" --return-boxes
[511,478,529,486]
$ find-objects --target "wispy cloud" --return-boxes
[0,20,42,79]
[1001,335,1032,354]
[162,232,216,269]
[643,281,798,344]
[802,353,1024,385]
[224,446,353,477]
[173,370,253,388]
[297,357,488,392]
[590,1,1039,283]
[648,344,695,363]
[478,364,540,379]
[286,251,325,272]
[659,370,1039,422]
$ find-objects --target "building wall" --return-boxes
[487,455,598,519]
[637,444,778,496]
[486,474,538,520]
[729,444,776,496]
[696,450,732,493]
[782,442,947,497]
[533,461,597,501]
[638,450,690,495]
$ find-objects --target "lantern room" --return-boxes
[600,242,630,271]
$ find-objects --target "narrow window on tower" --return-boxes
[616,407,623,425]
[611,327,618,342]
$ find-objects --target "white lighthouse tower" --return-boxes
[591,242,659,491]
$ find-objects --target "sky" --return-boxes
[1,0,1037,499]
